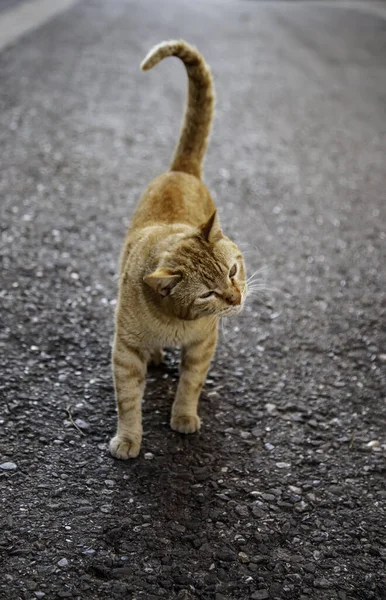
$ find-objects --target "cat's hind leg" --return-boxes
[149,347,165,367]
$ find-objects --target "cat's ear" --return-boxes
[200,211,223,243]
[143,269,181,297]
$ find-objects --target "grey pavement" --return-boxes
[0,1,385,599]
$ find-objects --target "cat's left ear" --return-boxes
[200,211,223,243]
[143,269,181,297]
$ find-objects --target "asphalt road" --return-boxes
[1,1,385,599]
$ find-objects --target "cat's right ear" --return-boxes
[200,211,223,243]
[143,269,181,297]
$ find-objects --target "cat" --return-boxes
[109,40,247,459]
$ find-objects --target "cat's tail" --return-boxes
[141,40,215,179]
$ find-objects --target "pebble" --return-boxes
[238,551,249,563]
[144,452,154,460]
[74,418,89,430]
[265,403,277,414]
[366,440,380,448]
[314,577,332,589]
[0,462,17,470]
[235,504,249,517]
[304,563,316,573]
[34,593,46,599]
[295,500,308,513]
[276,462,291,469]
[289,485,302,494]
[261,493,276,501]
[216,549,236,562]
[57,558,68,567]
[252,506,266,518]
[251,590,269,599]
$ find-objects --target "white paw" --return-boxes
[170,414,201,434]
[109,433,141,459]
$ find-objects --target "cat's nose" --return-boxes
[225,287,242,306]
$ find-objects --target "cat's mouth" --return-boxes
[218,303,244,318]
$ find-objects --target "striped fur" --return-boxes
[141,40,215,178]
[109,41,246,460]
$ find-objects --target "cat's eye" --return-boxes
[200,291,215,299]
[229,264,237,278]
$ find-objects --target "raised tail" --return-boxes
[141,40,215,179]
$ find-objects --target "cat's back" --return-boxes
[129,171,215,231]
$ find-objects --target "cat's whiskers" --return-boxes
[220,317,228,341]
[246,265,268,284]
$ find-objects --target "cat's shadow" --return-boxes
[105,351,230,554]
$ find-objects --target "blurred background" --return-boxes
[1,1,385,599]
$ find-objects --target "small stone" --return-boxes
[378,354,386,363]
[251,590,269,599]
[34,593,46,599]
[57,558,68,567]
[252,506,266,518]
[261,493,275,501]
[199,542,213,554]
[238,551,249,563]
[0,462,17,470]
[144,452,154,460]
[289,486,302,494]
[104,479,115,487]
[235,504,249,517]
[295,500,308,513]
[74,418,89,430]
[251,555,268,564]
[216,549,236,562]
[276,462,291,469]
[366,440,380,448]
[270,583,283,597]
[314,578,332,589]
[265,403,277,414]
[264,442,275,451]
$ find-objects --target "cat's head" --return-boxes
[144,212,247,320]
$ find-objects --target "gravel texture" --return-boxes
[0,0,385,599]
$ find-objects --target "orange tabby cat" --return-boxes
[109,40,247,459]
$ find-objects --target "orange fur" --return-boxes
[110,40,246,459]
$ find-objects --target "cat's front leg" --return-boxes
[109,333,148,459]
[171,324,218,434]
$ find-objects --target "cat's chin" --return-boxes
[218,304,244,318]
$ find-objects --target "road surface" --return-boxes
[1,1,385,599]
